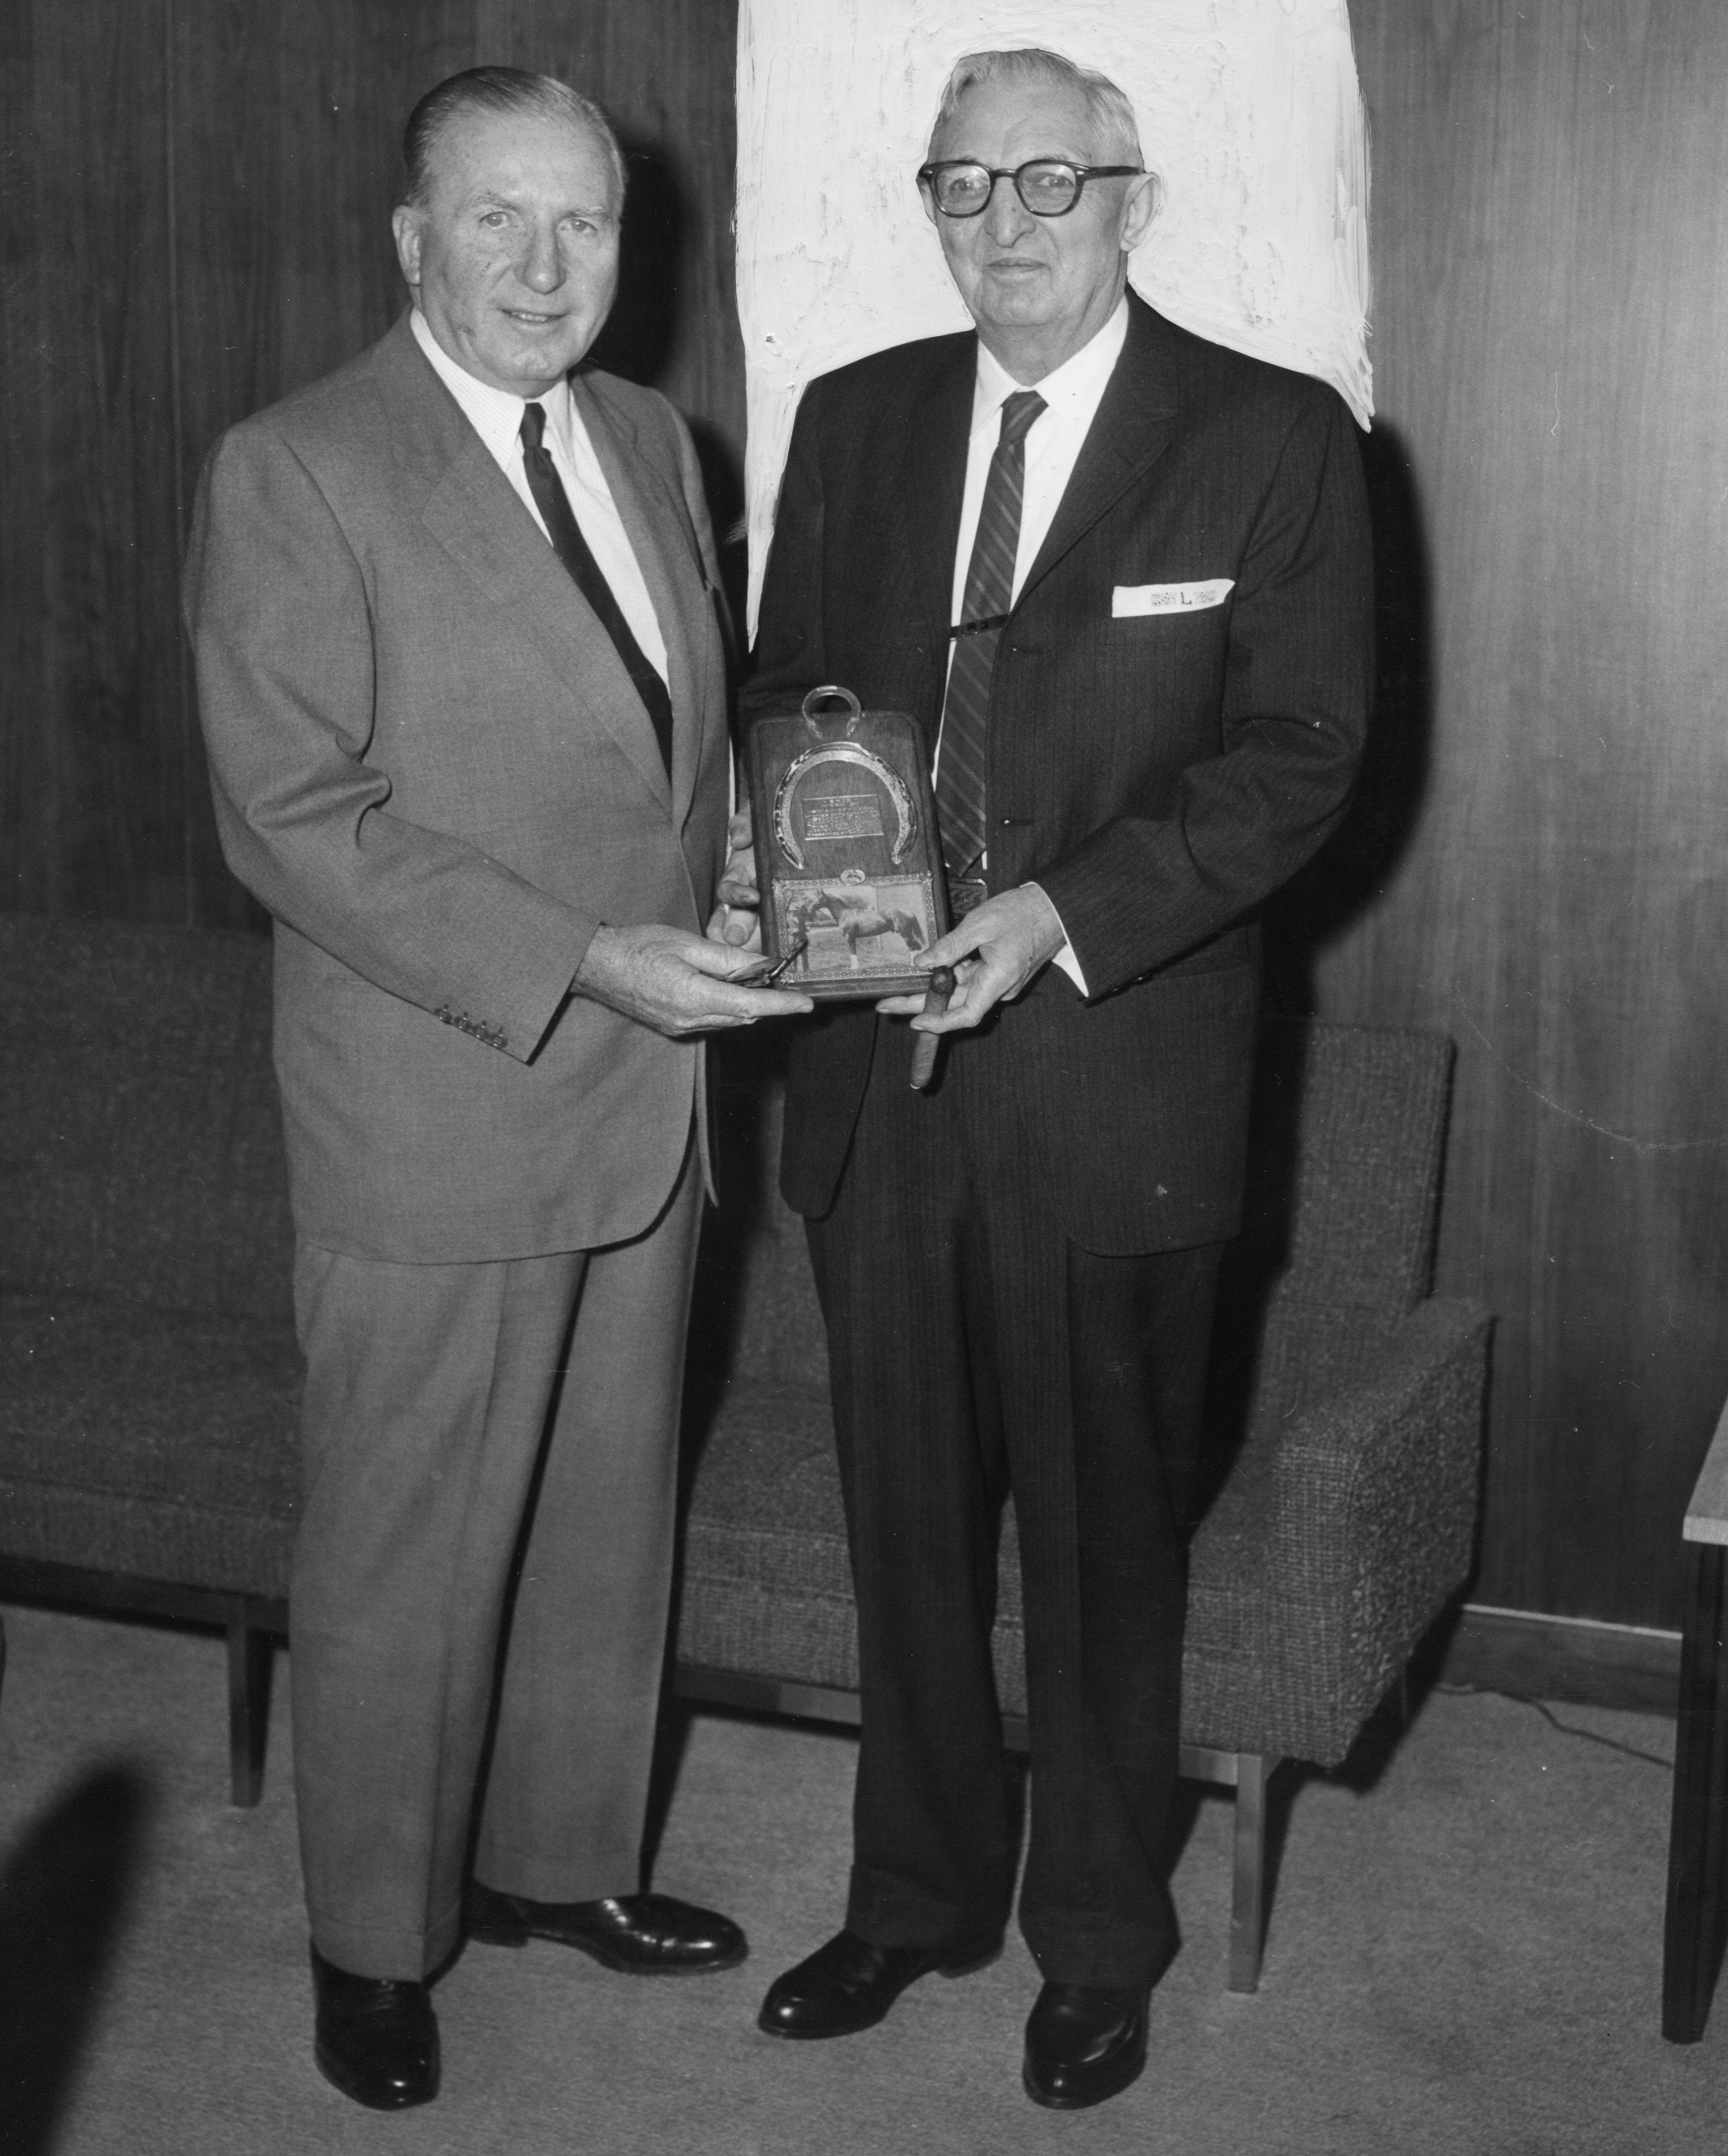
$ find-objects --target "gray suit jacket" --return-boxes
[185,315,731,1262]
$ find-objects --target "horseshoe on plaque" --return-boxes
[772,742,918,872]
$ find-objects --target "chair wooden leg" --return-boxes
[1664,1543,1728,2040]
[226,1619,272,1809]
[1228,1752,1277,1994]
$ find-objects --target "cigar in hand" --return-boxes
[909,965,956,1091]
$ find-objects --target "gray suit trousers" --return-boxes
[288,1140,702,1978]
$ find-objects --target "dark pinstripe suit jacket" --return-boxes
[746,293,1373,1255]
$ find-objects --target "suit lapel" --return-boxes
[574,371,711,825]
[897,339,975,669]
[377,319,677,814]
[1016,297,1181,607]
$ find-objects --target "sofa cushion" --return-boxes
[0,1294,299,1596]
[0,915,293,1322]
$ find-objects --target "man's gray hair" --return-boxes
[402,66,627,209]
[933,47,1144,167]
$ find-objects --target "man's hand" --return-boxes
[576,921,811,1036]
[875,883,1067,1034]
[707,804,761,950]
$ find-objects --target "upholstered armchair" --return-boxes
[674,1019,1492,1991]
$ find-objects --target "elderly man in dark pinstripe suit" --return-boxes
[728,46,1372,2109]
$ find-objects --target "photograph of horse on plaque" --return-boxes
[741,685,949,1000]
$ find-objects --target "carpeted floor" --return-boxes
[0,1601,1722,2156]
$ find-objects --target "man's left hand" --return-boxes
[707,805,761,950]
[876,883,1067,1033]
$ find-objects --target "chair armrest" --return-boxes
[1273,1295,1491,1746]
[1271,1296,1491,1526]
[1191,1294,1492,1765]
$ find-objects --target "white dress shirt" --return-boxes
[411,307,668,683]
[948,295,1129,627]
[940,296,1131,993]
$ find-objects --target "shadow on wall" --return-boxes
[0,1760,155,2156]
[590,138,749,640]
[1262,417,1433,1014]
[591,140,685,390]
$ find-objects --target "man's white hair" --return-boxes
[932,47,1144,167]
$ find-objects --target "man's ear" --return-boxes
[1122,170,1162,253]
[391,204,424,290]
[918,182,941,233]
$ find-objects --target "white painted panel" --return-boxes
[736,0,1370,630]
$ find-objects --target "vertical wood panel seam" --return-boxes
[163,0,191,922]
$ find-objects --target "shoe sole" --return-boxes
[1021,2037,1147,2112]
[755,1938,1003,2040]
[466,1920,748,1976]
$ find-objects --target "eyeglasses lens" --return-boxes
[1017,163,1079,212]
[933,162,1080,216]
[933,166,991,214]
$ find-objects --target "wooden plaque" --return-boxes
[742,685,949,1000]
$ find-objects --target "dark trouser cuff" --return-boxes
[1019,1904,1180,1991]
[845,1861,1006,1951]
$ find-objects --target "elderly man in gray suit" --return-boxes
[185,66,808,2111]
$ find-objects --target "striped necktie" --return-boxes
[935,388,1047,898]
[519,401,673,777]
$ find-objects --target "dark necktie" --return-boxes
[519,401,673,777]
[935,388,1047,895]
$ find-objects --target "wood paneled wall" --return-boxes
[0,0,742,928]
[1291,2,1728,1628]
[6,0,1727,1635]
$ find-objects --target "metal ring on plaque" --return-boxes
[772,742,918,871]
[800,685,863,740]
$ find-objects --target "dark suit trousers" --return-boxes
[288,1142,701,1980]
[806,1018,1220,1988]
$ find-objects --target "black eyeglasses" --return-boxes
[917,159,1144,218]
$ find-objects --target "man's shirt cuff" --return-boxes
[1050,941,1089,994]
[1026,883,1088,996]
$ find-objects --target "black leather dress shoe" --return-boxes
[758,1926,1001,2039]
[311,1947,439,2110]
[1022,1981,1150,2109]
[465,1883,747,1974]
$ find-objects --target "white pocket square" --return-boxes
[1111,579,1235,617]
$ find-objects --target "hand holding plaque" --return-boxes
[741,687,949,1001]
